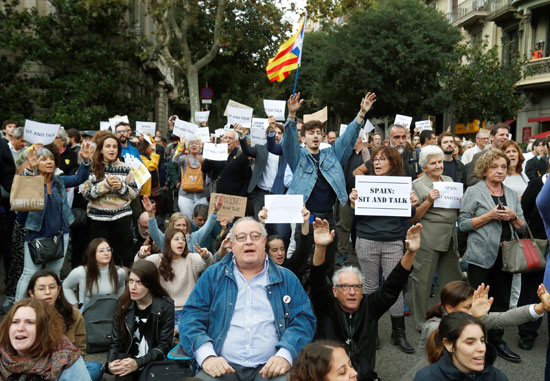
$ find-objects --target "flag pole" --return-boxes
[292,63,300,96]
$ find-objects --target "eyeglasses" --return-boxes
[172,236,186,242]
[115,129,130,134]
[372,157,387,163]
[98,247,113,253]
[35,284,58,292]
[234,232,263,242]
[334,284,362,292]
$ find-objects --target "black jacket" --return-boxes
[202,147,251,197]
[525,156,548,181]
[310,260,411,381]
[443,157,466,184]
[521,176,547,239]
[107,296,174,370]
[414,348,507,380]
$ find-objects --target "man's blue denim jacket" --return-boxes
[179,253,316,363]
[18,162,90,236]
[282,117,362,205]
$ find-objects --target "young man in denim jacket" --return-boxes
[282,91,376,275]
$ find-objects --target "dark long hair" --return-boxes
[369,146,404,176]
[116,260,168,341]
[289,340,345,381]
[27,269,75,331]
[92,134,122,180]
[426,312,486,364]
[159,228,189,282]
[84,238,119,300]
[426,280,474,320]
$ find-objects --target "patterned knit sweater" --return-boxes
[82,159,138,221]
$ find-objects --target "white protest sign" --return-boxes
[320,142,332,150]
[223,99,253,116]
[195,111,210,123]
[339,124,348,136]
[173,119,198,139]
[393,114,412,129]
[23,120,61,145]
[128,157,151,189]
[227,106,253,127]
[136,121,156,137]
[252,118,269,130]
[143,135,153,145]
[196,127,210,143]
[263,99,286,121]
[109,115,129,130]
[250,127,267,146]
[415,120,432,131]
[365,119,375,133]
[264,195,304,223]
[355,175,412,217]
[433,182,463,209]
[203,143,228,161]
[100,121,111,131]
[214,128,225,137]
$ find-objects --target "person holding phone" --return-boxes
[458,150,526,363]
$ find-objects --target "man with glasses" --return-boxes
[462,129,490,165]
[180,217,315,381]
[310,218,422,381]
[202,127,251,197]
[115,122,141,164]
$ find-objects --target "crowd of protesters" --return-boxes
[1,90,550,381]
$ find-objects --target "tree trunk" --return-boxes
[186,66,200,123]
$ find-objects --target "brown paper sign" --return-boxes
[223,99,253,117]
[303,106,328,123]
[208,193,248,221]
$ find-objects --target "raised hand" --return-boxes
[258,207,268,225]
[218,235,232,258]
[234,124,246,139]
[404,223,422,253]
[471,283,493,318]
[287,92,303,118]
[360,92,377,115]
[141,195,154,214]
[26,147,38,169]
[313,217,335,247]
[139,237,151,259]
[193,243,209,260]
[79,141,94,163]
[538,284,550,312]
[213,194,224,213]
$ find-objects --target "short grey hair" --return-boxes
[476,129,490,138]
[229,217,268,242]
[57,127,69,145]
[332,266,364,287]
[389,124,407,135]
[33,148,56,175]
[225,129,239,141]
[13,127,24,139]
[419,145,444,169]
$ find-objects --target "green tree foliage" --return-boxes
[299,0,462,124]
[0,0,154,129]
[442,40,526,124]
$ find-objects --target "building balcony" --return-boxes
[517,57,550,89]
[447,0,488,29]
[486,0,519,25]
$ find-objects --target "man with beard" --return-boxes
[466,123,510,186]
[438,132,466,184]
[115,121,142,164]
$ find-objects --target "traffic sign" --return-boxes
[201,87,213,100]
[202,99,212,104]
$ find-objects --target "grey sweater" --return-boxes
[63,266,126,305]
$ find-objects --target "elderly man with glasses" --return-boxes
[310,218,422,381]
[180,216,316,381]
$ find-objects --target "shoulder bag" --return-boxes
[501,225,547,273]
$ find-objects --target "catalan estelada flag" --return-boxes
[266,16,306,83]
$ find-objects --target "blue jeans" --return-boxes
[86,361,104,381]
[15,233,69,301]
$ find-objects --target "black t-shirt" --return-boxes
[129,305,152,357]
[491,195,512,242]
[306,153,337,214]
[443,160,457,182]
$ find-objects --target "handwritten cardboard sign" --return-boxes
[227,106,253,127]
[195,111,210,123]
[303,106,328,124]
[173,119,198,139]
[136,121,156,136]
[203,143,228,161]
[264,195,303,223]
[208,193,247,221]
[23,120,61,145]
[109,115,129,131]
[433,181,463,209]
[223,99,253,116]
[393,114,412,129]
[263,99,286,121]
[355,175,412,217]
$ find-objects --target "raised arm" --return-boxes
[282,92,303,172]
